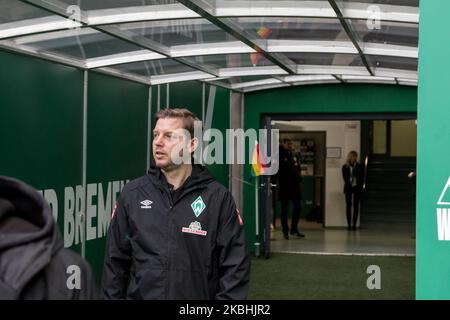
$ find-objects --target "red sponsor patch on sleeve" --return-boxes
[111,203,118,221]
[236,208,244,226]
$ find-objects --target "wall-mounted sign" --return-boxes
[327,147,342,159]
[327,159,341,169]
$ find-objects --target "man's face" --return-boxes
[152,118,195,171]
[286,140,293,151]
[283,140,293,151]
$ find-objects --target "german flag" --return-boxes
[250,26,272,66]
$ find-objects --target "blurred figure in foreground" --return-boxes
[0,176,98,299]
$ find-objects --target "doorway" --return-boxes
[260,113,417,258]
[369,120,417,157]
[273,130,326,230]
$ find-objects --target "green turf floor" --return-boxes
[248,253,415,300]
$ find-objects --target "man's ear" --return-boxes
[189,137,199,154]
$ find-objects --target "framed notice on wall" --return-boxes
[327,147,341,159]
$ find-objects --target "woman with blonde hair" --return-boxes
[342,151,364,230]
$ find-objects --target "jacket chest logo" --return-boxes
[182,221,207,236]
[191,196,206,217]
[140,199,153,209]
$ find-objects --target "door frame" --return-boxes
[259,112,417,258]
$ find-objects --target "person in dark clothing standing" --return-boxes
[102,108,250,300]
[278,138,304,239]
[0,176,98,300]
[342,151,364,231]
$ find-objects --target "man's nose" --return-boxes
[154,135,164,146]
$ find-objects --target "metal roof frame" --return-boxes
[0,0,419,91]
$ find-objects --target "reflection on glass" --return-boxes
[111,59,194,76]
[367,55,417,70]
[184,53,273,69]
[116,19,236,47]
[59,0,179,11]
[284,52,364,67]
[12,28,143,59]
[224,17,349,42]
[0,0,51,24]
[211,75,274,85]
[347,19,418,47]
[335,0,419,8]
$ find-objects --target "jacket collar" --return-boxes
[145,161,215,204]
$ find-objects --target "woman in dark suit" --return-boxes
[342,151,364,230]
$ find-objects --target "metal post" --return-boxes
[81,70,88,259]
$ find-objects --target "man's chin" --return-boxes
[155,161,177,172]
[155,160,169,168]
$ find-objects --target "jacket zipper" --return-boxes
[159,184,206,299]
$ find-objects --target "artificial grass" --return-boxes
[248,253,415,300]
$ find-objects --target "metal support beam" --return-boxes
[200,79,236,92]
[1,2,418,40]
[17,0,219,78]
[328,0,374,76]
[81,70,88,259]
[333,74,345,83]
[176,0,297,74]
[147,85,152,171]
[0,39,85,69]
[8,0,419,87]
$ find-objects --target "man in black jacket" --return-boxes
[102,108,250,300]
[277,138,304,239]
[0,176,98,299]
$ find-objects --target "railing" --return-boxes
[363,154,369,190]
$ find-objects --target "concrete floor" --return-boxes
[270,219,416,256]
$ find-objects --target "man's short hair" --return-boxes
[282,138,292,144]
[155,108,200,138]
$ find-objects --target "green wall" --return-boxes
[244,84,417,250]
[0,50,151,282]
[86,72,149,282]
[0,50,84,254]
[205,85,231,187]
[416,0,450,299]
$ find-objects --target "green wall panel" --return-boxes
[169,81,203,120]
[243,84,417,251]
[206,85,230,188]
[0,50,84,254]
[416,0,450,299]
[85,71,149,283]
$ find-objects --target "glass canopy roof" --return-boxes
[0,0,419,92]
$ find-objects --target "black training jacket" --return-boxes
[0,176,98,300]
[101,164,250,300]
